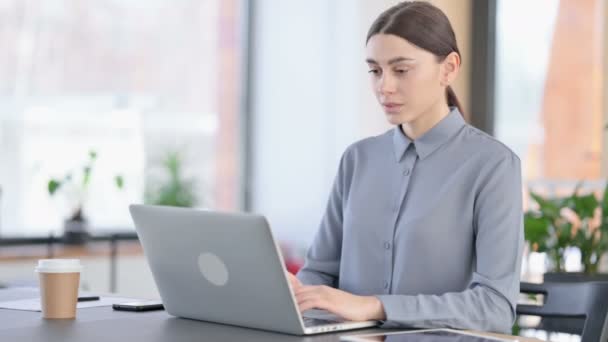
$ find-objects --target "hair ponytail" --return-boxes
[446,86,464,116]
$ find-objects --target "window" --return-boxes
[495,0,605,184]
[495,0,606,276]
[0,0,246,236]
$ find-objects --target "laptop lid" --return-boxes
[129,204,306,335]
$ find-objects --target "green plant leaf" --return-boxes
[164,152,180,176]
[524,213,550,251]
[564,192,598,220]
[83,166,92,186]
[598,230,608,253]
[89,150,97,160]
[555,221,574,248]
[48,179,62,195]
[146,150,198,208]
[530,191,561,218]
[115,175,124,189]
[574,225,592,251]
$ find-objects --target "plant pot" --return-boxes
[62,219,90,245]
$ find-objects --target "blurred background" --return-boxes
[0,0,606,340]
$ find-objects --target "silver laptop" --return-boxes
[129,204,379,335]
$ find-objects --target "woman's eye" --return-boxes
[395,69,408,74]
[368,69,380,75]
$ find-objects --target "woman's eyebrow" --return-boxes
[365,57,415,65]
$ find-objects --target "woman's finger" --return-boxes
[295,285,327,295]
[298,298,329,312]
[286,273,302,288]
[296,292,320,306]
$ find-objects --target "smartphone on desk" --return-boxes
[112,301,164,312]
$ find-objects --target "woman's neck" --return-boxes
[400,100,451,141]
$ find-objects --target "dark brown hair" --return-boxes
[366,1,463,115]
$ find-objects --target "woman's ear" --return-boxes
[440,51,460,86]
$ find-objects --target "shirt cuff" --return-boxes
[375,294,418,328]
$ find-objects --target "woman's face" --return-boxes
[365,34,451,126]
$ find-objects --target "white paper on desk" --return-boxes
[0,296,141,312]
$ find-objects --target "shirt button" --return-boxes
[384,242,391,250]
[383,281,389,289]
[403,169,410,176]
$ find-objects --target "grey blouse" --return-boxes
[297,107,524,333]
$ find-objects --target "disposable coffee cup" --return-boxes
[35,259,82,319]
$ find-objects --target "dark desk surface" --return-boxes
[0,288,539,342]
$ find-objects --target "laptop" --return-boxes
[129,204,379,335]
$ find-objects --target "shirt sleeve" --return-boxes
[376,152,524,334]
[296,150,350,287]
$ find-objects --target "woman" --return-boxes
[287,1,523,334]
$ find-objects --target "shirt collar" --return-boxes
[392,107,465,162]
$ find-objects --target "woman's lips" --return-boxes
[382,103,403,114]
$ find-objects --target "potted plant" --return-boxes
[48,150,124,244]
[524,182,608,281]
[145,151,198,208]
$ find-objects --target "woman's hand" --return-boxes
[286,272,302,290]
[294,284,386,322]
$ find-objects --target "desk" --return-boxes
[0,288,541,342]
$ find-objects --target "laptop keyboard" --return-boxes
[302,316,343,327]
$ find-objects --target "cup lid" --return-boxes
[35,259,82,273]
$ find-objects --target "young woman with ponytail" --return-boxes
[289,1,523,334]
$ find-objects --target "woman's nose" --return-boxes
[378,75,397,94]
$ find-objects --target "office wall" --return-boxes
[250,0,364,248]
[250,0,472,250]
